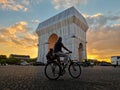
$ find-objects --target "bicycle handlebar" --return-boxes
[65,52,72,54]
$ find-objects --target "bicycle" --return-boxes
[44,52,81,80]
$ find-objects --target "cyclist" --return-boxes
[54,37,72,65]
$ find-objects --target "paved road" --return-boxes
[0,66,120,90]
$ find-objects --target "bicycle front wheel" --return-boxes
[44,62,61,80]
[68,63,81,78]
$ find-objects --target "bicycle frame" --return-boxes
[64,52,73,65]
[58,52,73,72]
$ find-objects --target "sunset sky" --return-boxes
[0,0,120,62]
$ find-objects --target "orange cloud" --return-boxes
[0,0,7,3]
[86,13,120,62]
[0,21,38,58]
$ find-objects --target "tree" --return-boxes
[0,55,7,59]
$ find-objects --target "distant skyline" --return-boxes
[0,0,120,62]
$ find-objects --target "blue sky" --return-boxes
[0,0,120,62]
[0,0,120,27]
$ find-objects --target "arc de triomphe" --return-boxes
[36,7,89,63]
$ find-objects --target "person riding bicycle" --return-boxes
[54,37,72,65]
[45,37,81,79]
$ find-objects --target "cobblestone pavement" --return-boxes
[0,66,120,90]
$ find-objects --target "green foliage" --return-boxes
[26,58,37,63]
[0,59,7,64]
[0,58,20,65]
[7,58,21,65]
[0,55,7,59]
[0,58,37,65]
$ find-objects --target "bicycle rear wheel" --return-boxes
[44,62,61,80]
[68,63,81,78]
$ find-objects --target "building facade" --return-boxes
[36,7,89,63]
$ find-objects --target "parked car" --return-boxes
[33,62,45,66]
[20,61,29,66]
